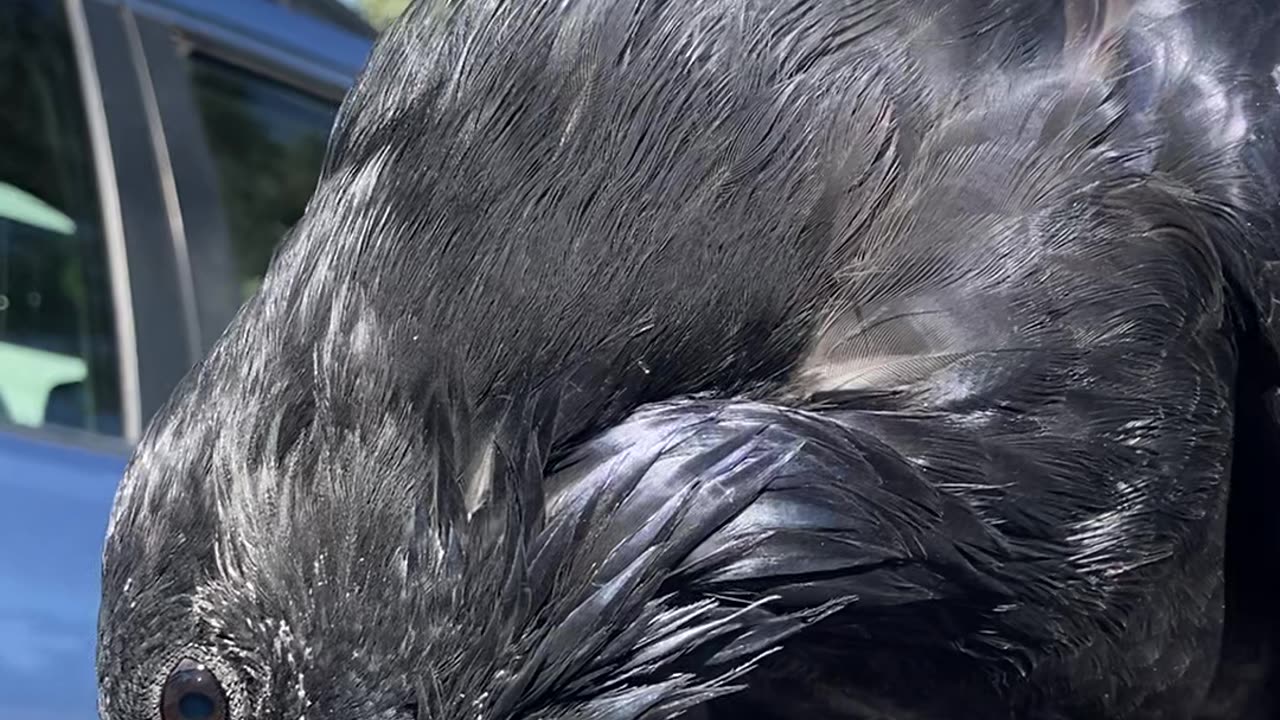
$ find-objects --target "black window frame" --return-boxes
[128,0,353,358]
[79,0,198,437]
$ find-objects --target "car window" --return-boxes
[0,0,123,436]
[188,54,337,301]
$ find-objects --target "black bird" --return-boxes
[96,1,1280,718]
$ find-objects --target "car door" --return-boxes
[0,1,369,717]
[0,1,174,717]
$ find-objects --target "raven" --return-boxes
[96,1,1280,718]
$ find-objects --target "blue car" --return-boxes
[0,1,373,716]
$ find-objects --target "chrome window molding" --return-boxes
[122,9,204,362]
[64,0,144,441]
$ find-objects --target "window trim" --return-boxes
[131,4,353,357]
[127,0,363,104]
[64,0,144,441]
[79,0,209,432]
[127,11,242,354]
[122,9,203,362]
[174,27,349,105]
[0,411,134,458]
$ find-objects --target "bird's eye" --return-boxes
[160,658,228,720]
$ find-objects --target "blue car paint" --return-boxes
[0,432,126,720]
[0,2,372,717]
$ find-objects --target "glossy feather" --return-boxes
[97,1,1280,719]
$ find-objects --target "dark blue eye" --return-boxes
[160,658,228,720]
[178,691,215,719]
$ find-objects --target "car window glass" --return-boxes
[0,0,123,436]
[188,55,337,300]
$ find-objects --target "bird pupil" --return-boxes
[178,692,215,719]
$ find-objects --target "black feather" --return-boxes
[97,1,1280,719]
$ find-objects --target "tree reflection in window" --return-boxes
[189,55,336,300]
[0,0,122,435]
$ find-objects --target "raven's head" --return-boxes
[96,0,886,712]
[95,272,827,720]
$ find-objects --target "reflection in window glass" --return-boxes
[189,55,337,300]
[0,0,122,435]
